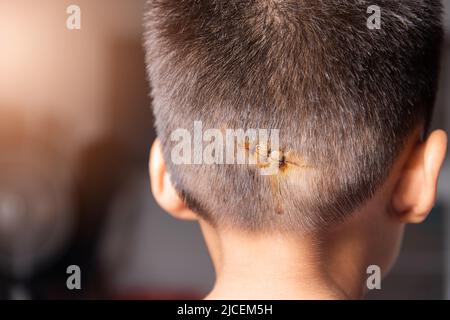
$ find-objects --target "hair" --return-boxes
[143,0,443,232]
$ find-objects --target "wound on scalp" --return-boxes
[239,140,312,215]
[241,139,311,174]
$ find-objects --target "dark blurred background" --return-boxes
[0,0,448,300]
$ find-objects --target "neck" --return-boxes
[201,223,367,300]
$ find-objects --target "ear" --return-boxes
[149,139,198,221]
[392,130,448,223]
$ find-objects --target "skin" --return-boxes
[149,129,447,300]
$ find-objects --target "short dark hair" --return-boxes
[144,0,443,232]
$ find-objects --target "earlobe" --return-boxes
[392,130,447,223]
[149,139,198,221]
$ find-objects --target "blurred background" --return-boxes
[0,0,448,300]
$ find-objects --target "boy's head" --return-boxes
[144,0,447,295]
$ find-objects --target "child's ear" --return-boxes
[149,139,198,221]
[392,130,447,223]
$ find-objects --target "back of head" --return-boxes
[144,0,443,232]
